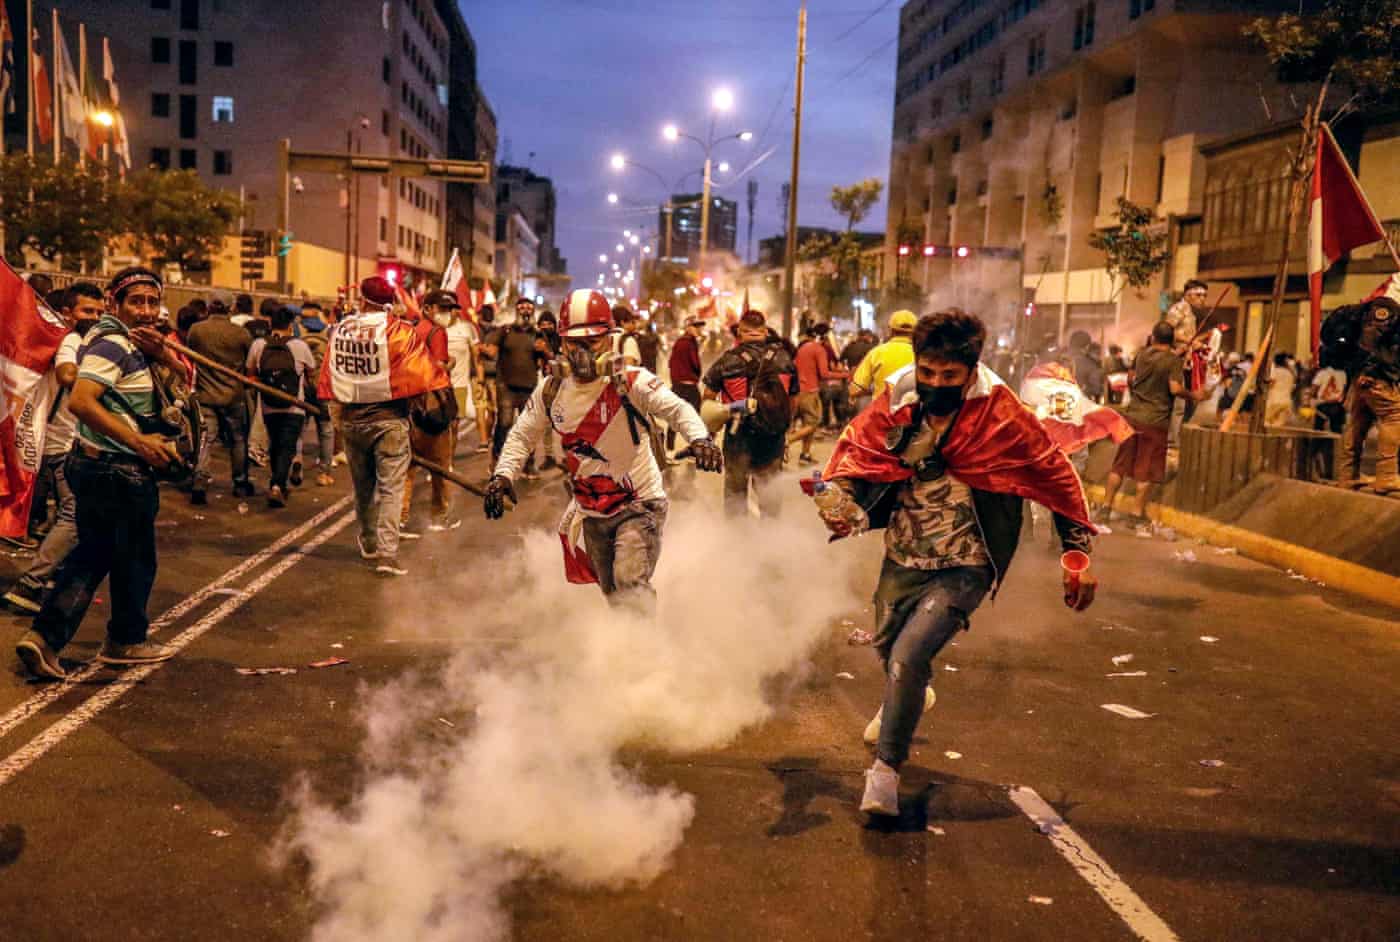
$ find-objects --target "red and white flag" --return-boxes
[316,310,449,405]
[31,30,52,145]
[1309,123,1387,355]
[1019,363,1135,455]
[0,261,71,537]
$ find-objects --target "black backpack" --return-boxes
[1319,303,1366,372]
[741,346,793,437]
[258,335,301,398]
[636,328,661,373]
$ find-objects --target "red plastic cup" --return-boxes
[1061,550,1091,595]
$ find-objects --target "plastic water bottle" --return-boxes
[810,471,867,534]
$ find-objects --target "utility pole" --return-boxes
[699,148,713,274]
[781,1,807,342]
[746,179,758,265]
[343,129,353,290]
[278,138,291,294]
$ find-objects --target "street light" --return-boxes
[712,87,734,112]
[630,235,640,246]
[599,254,608,263]
[718,161,730,174]
[623,230,632,238]
[616,243,625,253]
[661,97,752,274]
[607,192,619,204]
[662,124,679,142]
[609,152,626,171]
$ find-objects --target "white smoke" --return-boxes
[283,491,869,941]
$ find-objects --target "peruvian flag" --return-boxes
[31,31,52,145]
[0,261,71,537]
[441,247,474,314]
[821,363,1094,531]
[1019,363,1135,454]
[317,309,449,405]
[1309,123,1387,355]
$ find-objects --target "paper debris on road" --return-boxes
[235,666,296,676]
[309,657,350,669]
[1111,653,1134,666]
[1028,896,1054,906]
[835,671,856,680]
[1101,703,1154,719]
[1213,546,1239,555]
[210,829,230,838]
[1106,671,1148,678]
[943,664,959,672]
[1172,549,1198,562]
[846,628,874,646]
[1199,635,1219,643]
[237,503,249,515]
[1099,623,1137,632]
[437,717,456,728]
[944,751,962,759]
[926,825,946,835]
[330,642,345,649]
[1198,759,1225,768]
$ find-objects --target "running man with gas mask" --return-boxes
[483,289,722,608]
[810,310,1099,817]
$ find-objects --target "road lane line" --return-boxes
[1008,786,1182,942]
[0,497,352,744]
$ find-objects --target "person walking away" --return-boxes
[473,304,498,453]
[246,306,317,508]
[1100,321,1208,530]
[403,291,460,532]
[298,301,336,486]
[482,297,540,473]
[702,310,796,518]
[318,276,450,576]
[790,323,847,465]
[483,290,722,610]
[15,268,187,680]
[667,316,705,453]
[4,283,104,613]
[811,310,1096,816]
[849,311,918,408]
[185,289,254,503]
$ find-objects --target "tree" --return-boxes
[0,154,122,269]
[830,179,883,232]
[123,169,241,272]
[799,231,867,320]
[641,260,690,306]
[1087,197,1170,299]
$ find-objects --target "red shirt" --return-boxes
[795,338,845,393]
[412,317,449,365]
[668,333,702,385]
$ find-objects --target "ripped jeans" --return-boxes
[581,499,668,612]
[871,561,994,768]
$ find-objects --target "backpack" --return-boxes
[741,346,793,437]
[1319,303,1366,372]
[636,328,661,373]
[258,335,301,399]
[410,387,458,435]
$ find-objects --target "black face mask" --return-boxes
[917,382,964,417]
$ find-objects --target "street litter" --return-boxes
[193,514,206,521]
[1135,528,1154,539]
[927,825,946,835]
[846,628,874,645]
[1106,671,1147,678]
[237,503,249,515]
[172,804,182,812]
[1213,546,1239,555]
[1101,703,1154,719]
[1028,896,1054,906]
[1172,549,1197,562]
[437,717,456,728]
[1111,654,1134,666]
[309,657,350,669]
[235,666,296,676]
[1157,527,1178,542]
[944,751,962,759]
[330,643,345,649]
[210,829,230,838]
[156,519,177,528]
[840,618,855,627]
[1099,623,1136,632]
[943,664,959,672]
[1199,636,1219,644]
[1198,759,1225,768]
[835,671,855,680]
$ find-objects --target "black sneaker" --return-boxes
[15,631,66,680]
[190,489,208,506]
[375,557,408,577]
[97,639,177,665]
[290,460,304,487]
[267,485,286,508]
[232,480,255,498]
[4,580,46,614]
[798,453,818,466]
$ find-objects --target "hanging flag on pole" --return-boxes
[52,17,86,150]
[1308,123,1388,355]
[441,248,463,291]
[1,3,15,116]
[30,30,52,145]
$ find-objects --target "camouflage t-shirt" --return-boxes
[885,472,991,571]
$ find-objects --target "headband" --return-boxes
[109,270,164,298]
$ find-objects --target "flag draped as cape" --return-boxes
[317,310,449,404]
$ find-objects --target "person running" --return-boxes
[246,305,317,508]
[790,322,848,465]
[15,268,189,679]
[318,276,449,577]
[849,310,917,405]
[402,291,460,533]
[666,316,705,453]
[810,310,1098,816]
[484,290,722,609]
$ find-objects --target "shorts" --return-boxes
[1110,417,1168,483]
[795,390,821,428]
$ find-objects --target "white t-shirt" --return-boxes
[1310,367,1347,404]
[445,319,477,389]
[43,331,84,457]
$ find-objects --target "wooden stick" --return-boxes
[1219,323,1273,433]
[165,337,328,419]
[409,454,488,499]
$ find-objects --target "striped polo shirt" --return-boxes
[76,315,158,456]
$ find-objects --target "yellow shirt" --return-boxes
[851,335,914,394]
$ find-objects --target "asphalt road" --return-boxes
[0,432,1396,942]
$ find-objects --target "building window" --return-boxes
[990,56,1005,96]
[379,216,388,240]
[152,37,171,64]
[981,117,994,140]
[1027,34,1046,75]
[950,133,961,154]
[213,150,232,175]
[382,57,391,83]
[150,147,171,169]
[152,93,170,117]
[947,187,958,206]
[211,96,233,123]
[1073,3,1096,50]
[382,109,390,135]
[179,148,197,170]
[1129,0,1155,18]
[179,0,199,30]
[152,0,171,9]
[179,94,197,138]
[957,80,972,113]
[214,41,233,67]
[178,40,197,84]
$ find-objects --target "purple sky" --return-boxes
[465,0,900,289]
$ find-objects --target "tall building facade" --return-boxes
[496,164,565,276]
[887,0,1310,349]
[435,0,496,285]
[662,193,738,266]
[10,0,466,297]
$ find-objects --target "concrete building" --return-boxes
[435,0,496,286]
[497,164,565,276]
[886,0,1310,350]
[9,0,461,297]
[495,206,539,296]
[662,192,738,266]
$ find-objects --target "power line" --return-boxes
[825,0,898,47]
[828,35,898,84]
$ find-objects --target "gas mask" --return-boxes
[917,382,964,417]
[566,342,611,382]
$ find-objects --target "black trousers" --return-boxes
[264,411,306,490]
[667,383,702,449]
[34,451,159,652]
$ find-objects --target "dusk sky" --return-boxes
[466,0,901,291]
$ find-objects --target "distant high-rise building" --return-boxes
[436,0,496,285]
[662,193,737,266]
[497,164,565,275]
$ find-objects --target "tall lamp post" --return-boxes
[660,88,751,274]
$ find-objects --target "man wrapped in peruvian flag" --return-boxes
[808,310,1098,818]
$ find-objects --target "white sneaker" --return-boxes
[860,760,900,816]
[375,557,408,577]
[427,517,462,532]
[862,686,936,745]
[331,451,349,467]
[356,534,377,560]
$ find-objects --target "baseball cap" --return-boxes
[360,275,396,307]
[209,289,234,309]
[422,289,461,309]
[889,310,918,332]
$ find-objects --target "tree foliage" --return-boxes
[1087,197,1170,294]
[830,178,883,231]
[123,169,242,271]
[799,230,870,319]
[0,154,122,268]
[1244,0,1400,112]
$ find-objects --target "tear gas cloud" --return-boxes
[284,499,868,941]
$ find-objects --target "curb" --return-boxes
[1085,485,1400,612]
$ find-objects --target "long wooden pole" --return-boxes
[780,0,806,342]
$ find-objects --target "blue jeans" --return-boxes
[19,452,79,590]
[343,416,411,560]
[871,561,994,768]
[34,451,160,652]
[581,499,668,611]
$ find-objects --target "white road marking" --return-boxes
[1009,785,1182,942]
[0,497,352,741]
[0,509,356,787]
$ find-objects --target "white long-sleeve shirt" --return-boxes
[495,366,708,516]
